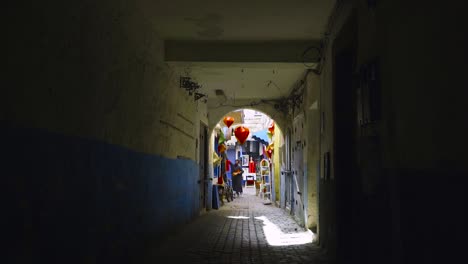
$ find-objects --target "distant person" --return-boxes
[232,159,244,197]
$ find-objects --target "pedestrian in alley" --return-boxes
[232,159,244,197]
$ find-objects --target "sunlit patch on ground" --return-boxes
[254,216,314,246]
[226,216,250,219]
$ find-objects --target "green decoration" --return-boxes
[218,129,225,144]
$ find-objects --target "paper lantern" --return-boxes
[268,122,275,134]
[234,126,250,145]
[218,143,226,153]
[223,116,234,128]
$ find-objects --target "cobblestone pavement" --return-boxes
[145,187,331,264]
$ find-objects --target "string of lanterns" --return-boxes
[218,115,275,160]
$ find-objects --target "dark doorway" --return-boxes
[333,49,359,263]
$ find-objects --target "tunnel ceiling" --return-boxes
[168,62,310,100]
[144,0,335,40]
[144,0,335,103]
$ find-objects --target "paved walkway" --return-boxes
[144,187,331,264]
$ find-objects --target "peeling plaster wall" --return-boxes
[3,1,207,262]
[291,112,306,227]
[281,71,321,230]
[4,0,208,159]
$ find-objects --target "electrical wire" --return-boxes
[267,80,283,95]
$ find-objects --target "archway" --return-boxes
[208,108,284,209]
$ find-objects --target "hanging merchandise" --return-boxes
[268,122,275,135]
[214,134,219,154]
[218,129,225,145]
[267,130,273,142]
[268,143,274,151]
[213,152,222,166]
[265,143,274,159]
[234,125,250,145]
[223,116,234,128]
[266,148,273,159]
[218,143,226,153]
[249,157,256,173]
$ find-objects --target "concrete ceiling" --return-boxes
[144,0,335,103]
[169,62,311,100]
[144,0,336,41]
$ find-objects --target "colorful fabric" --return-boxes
[218,129,225,144]
[226,159,232,172]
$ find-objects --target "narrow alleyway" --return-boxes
[144,188,331,264]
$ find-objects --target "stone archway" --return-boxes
[207,100,289,133]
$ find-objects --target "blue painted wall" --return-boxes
[2,122,200,263]
[226,149,236,164]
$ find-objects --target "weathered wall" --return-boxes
[304,73,321,231]
[374,1,467,263]
[3,1,207,263]
[286,71,320,230]
[291,112,306,226]
[317,0,468,263]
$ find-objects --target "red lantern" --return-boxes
[268,122,275,134]
[223,116,234,128]
[218,143,226,153]
[234,126,250,145]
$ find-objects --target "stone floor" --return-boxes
[144,187,331,264]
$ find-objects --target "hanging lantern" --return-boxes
[218,143,226,153]
[223,116,234,128]
[268,122,275,135]
[234,126,250,145]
